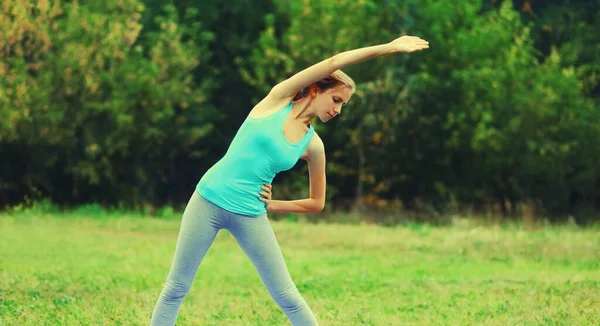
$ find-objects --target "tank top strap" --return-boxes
[276,101,294,122]
[276,101,294,118]
[296,123,315,154]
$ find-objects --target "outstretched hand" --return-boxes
[389,35,430,54]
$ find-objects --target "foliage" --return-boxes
[1,0,599,221]
[0,0,215,206]
[395,0,600,219]
[242,0,600,220]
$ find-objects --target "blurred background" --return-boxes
[1,0,599,225]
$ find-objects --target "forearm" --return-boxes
[268,198,324,214]
[330,43,396,70]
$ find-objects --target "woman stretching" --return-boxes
[150,35,429,325]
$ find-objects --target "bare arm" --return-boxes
[269,36,429,99]
[260,135,327,213]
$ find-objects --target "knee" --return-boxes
[272,284,307,312]
[160,279,191,303]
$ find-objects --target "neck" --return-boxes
[290,97,316,127]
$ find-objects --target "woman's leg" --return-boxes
[227,214,319,326]
[150,192,224,326]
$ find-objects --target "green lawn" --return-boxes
[1,212,599,325]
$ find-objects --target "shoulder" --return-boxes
[301,132,325,161]
[249,93,294,118]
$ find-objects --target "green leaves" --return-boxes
[0,0,215,206]
[1,0,599,220]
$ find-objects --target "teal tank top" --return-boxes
[196,101,315,216]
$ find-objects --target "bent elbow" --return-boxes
[311,200,325,213]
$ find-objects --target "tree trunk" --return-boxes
[354,140,366,212]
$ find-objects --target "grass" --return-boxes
[1,209,599,325]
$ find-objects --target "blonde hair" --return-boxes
[293,69,356,100]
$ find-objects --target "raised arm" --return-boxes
[269,35,429,100]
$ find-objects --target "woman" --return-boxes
[150,35,429,325]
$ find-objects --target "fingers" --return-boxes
[408,36,429,44]
[406,35,427,41]
[260,184,273,201]
[411,39,430,52]
[397,35,430,53]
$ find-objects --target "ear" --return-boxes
[309,84,319,97]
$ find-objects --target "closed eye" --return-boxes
[333,96,344,104]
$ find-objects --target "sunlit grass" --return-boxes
[1,211,599,325]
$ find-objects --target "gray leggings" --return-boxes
[150,192,318,325]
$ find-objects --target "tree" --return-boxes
[0,0,215,207]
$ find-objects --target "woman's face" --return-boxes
[312,86,353,123]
